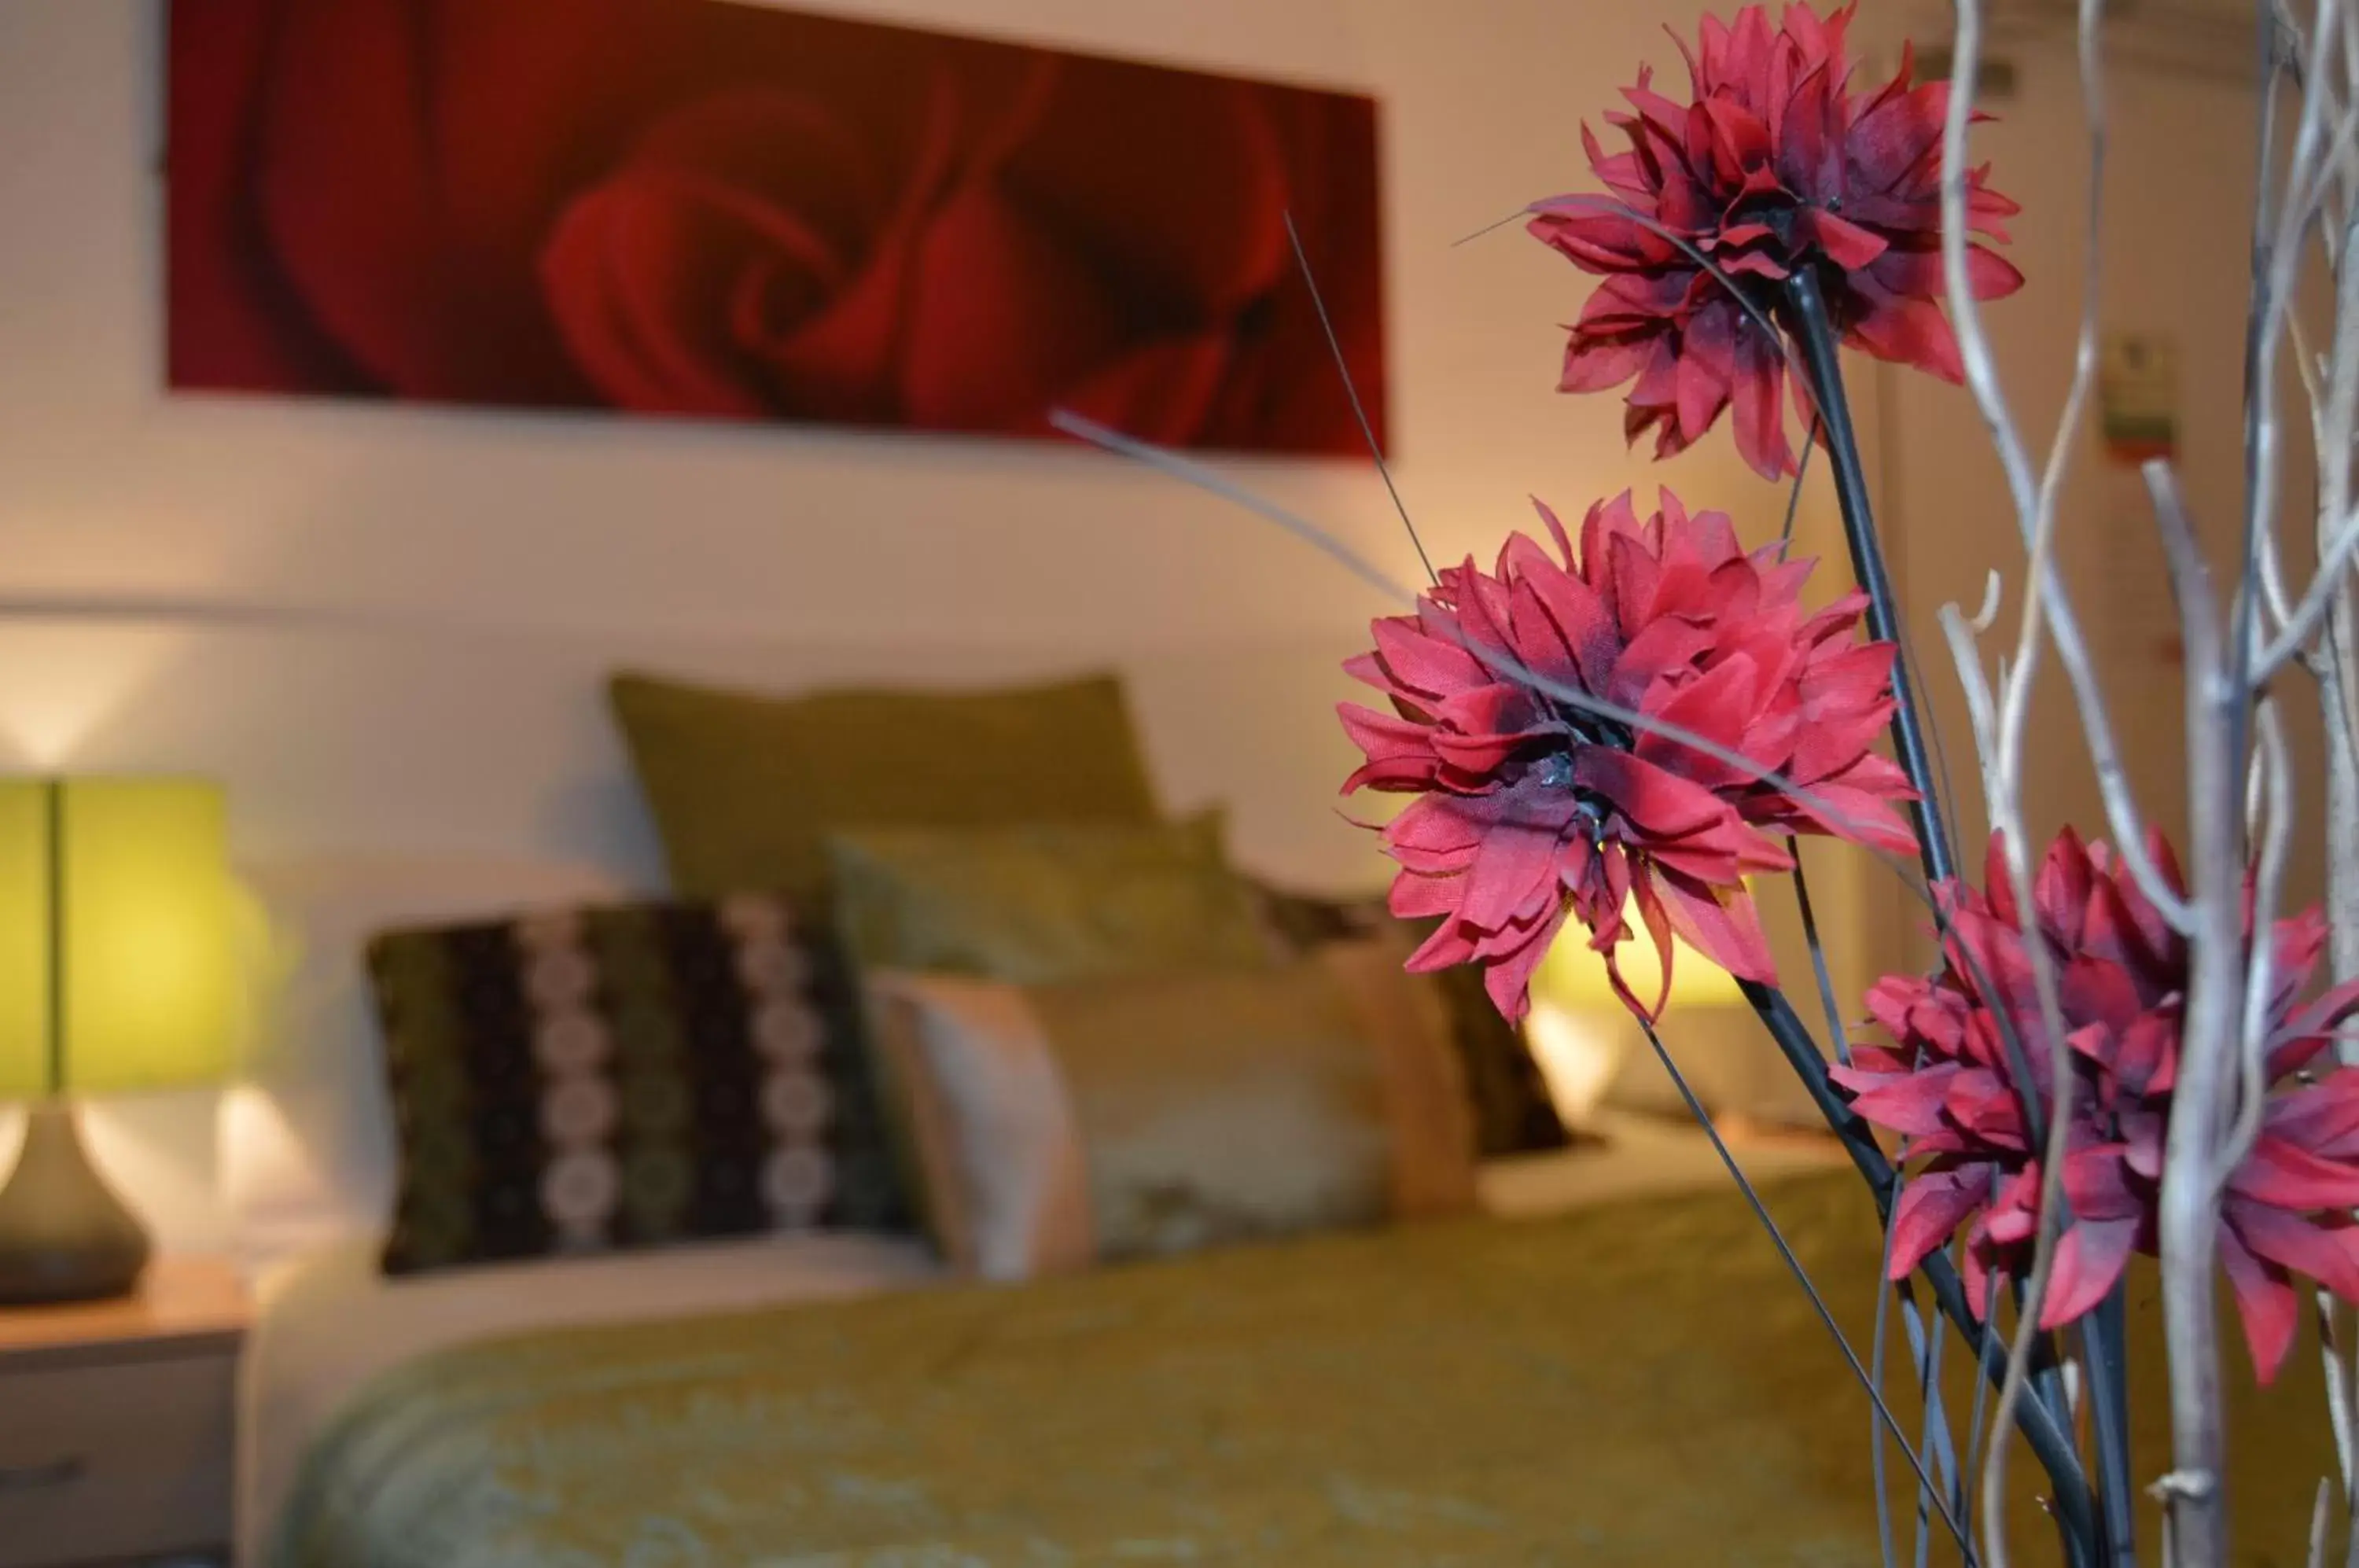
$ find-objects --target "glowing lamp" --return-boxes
[0,778,238,1304]
[1523,902,1745,1125]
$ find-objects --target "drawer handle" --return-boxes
[0,1456,85,1493]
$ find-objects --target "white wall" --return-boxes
[0,0,1881,1253]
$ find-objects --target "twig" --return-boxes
[2148,458,2246,1566]
[1945,6,2133,1549]
[1940,0,2193,937]
[2228,698,2294,1179]
[2256,513,2359,676]
[2317,1290,2356,1500]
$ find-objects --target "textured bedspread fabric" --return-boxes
[271,1173,2336,1567]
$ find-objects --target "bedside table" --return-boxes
[0,1258,247,1568]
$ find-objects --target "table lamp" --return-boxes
[1523,900,1746,1127]
[0,778,238,1305]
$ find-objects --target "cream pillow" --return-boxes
[866,945,1478,1281]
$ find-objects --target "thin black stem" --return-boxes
[1788,840,1852,1066]
[1872,1259,1899,1568]
[2082,1287,2138,1565]
[1282,210,1436,587]
[1779,270,1957,891]
[1742,981,2100,1566]
[1633,1014,1978,1561]
[1901,1282,1967,1568]
[1779,273,2103,1538]
[1781,416,1822,558]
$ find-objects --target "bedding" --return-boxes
[366,891,908,1274]
[262,1170,2342,1567]
[240,1124,1832,1562]
[240,1228,942,1568]
[609,671,1164,901]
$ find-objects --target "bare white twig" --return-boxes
[2318,1292,2356,1500]
[1944,5,2143,1559]
[2149,458,2247,1566]
[2259,511,2359,676]
[2227,698,2293,1177]
[1941,0,2195,937]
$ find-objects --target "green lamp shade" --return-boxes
[0,778,237,1099]
[0,789,46,1099]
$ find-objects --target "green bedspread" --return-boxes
[274,1173,2338,1566]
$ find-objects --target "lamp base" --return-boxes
[0,1102,151,1306]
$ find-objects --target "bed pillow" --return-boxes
[866,949,1479,1279]
[367,893,908,1275]
[228,854,634,1262]
[1251,884,1572,1157]
[609,671,1161,901]
[828,812,1272,986]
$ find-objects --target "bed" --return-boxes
[241,1124,2339,1568]
[256,1169,1880,1568]
[246,1165,2331,1568]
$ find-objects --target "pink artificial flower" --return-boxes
[1835,829,2359,1382]
[1527,3,2023,480]
[1338,488,1915,1022]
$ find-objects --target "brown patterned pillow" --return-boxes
[368,893,909,1275]
[1249,884,1573,1158]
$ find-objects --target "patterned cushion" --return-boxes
[1250,885,1573,1158]
[369,893,908,1275]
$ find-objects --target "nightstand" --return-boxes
[0,1258,247,1568]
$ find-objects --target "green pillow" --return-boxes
[609,671,1163,900]
[828,813,1273,986]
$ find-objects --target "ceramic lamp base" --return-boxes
[0,1101,150,1305]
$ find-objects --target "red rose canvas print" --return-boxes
[166,0,1386,456]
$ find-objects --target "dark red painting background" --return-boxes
[166,0,1386,458]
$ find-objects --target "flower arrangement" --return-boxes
[1836,830,2359,1382]
[1338,488,1913,1020]
[1065,0,2359,1560]
[1525,2,2022,480]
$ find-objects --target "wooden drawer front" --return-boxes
[0,1353,234,1568]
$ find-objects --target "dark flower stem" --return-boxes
[1783,281,2117,1522]
[1766,271,2111,1566]
[1779,269,1956,889]
[1779,275,2064,1172]
[1741,980,2098,1566]
[2081,1287,2139,1564]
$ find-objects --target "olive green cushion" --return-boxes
[828,813,1272,986]
[609,671,1162,900]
